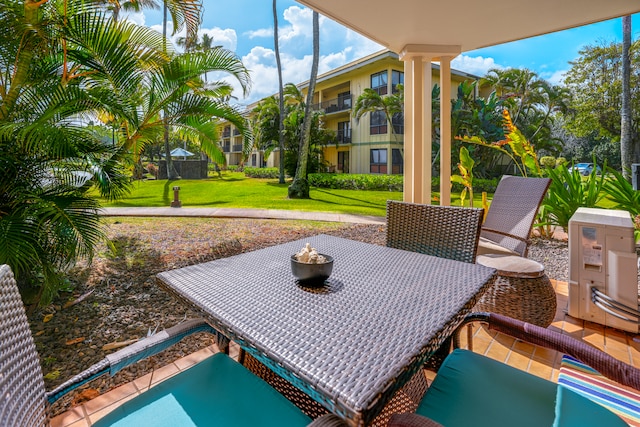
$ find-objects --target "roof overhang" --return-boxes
[296,0,640,54]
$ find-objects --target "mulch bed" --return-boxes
[31,217,386,416]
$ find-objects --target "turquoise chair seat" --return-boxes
[415,349,628,427]
[416,349,557,427]
[94,352,312,427]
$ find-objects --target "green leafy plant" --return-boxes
[457,110,542,177]
[603,167,640,241]
[540,164,606,231]
[451,146,475,207]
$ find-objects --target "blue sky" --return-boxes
[131,2,640,106]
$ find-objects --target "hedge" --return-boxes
[244,167,280,179]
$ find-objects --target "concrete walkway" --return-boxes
[100,207,386,225]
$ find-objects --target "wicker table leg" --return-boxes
[242,353,428,426]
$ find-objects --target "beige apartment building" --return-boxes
[220,49,480,175]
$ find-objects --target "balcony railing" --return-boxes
[232,144,243,152]
[337,129,351,144]
[312,95,352,114]
[222,144,230,153]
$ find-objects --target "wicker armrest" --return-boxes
[480,227,529,244]
[46,318,224,404]
[454,313,640,391]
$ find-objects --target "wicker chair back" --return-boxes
[0,264,47,427]
[386,201,484,263]
[480,175,551,257]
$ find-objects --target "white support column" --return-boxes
[421,60,432,204]
[403,60,414,201]
[400,44,460,206]
[439,56,453,206]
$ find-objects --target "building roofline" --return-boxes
[296,49,480,89]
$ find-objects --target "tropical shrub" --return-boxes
[308,174,403,191]
[540,165,606,231]
[244,167,280,179]
[540,156,557,168]
[603,167,640,241]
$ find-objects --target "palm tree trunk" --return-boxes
[273,0,285,184]
[621,15,632,180]
[162,0,177,180]
[288,11,319,199]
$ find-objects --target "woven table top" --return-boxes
[157,234,496,425]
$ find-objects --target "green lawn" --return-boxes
[98,172,481,217]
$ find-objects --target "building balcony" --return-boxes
[312,95,352,114]
[232,144,243,152]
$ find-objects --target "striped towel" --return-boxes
[558,355,640,426]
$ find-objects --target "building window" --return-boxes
[371,71,388,95]
[251,153,257,167]
[392,112,404,135]
[338,151,350,173]
[370,149,387,174]
[337,91,351,109]
[370,110,387,135]
[392,148,403,174]
[337,121,351,143]
[392,70,404,93]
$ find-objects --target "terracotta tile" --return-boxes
[582,331,605,350]
[88,392,139,425]
[512,339,535,355]
[148,362,180,385]
[173,347,214,371]
[605,348,632,365]
[528,358,555,381]
[469,335,492,354]
[84,381,139,415]
[532,346,558,364]
[49,406,85,427]
[506,351,531,371]
[485,341,511,363]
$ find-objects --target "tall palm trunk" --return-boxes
[162,1,178,179]
[273,0,285,184]
[288,11,319,199]
[621,15,632,180]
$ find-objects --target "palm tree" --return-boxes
[273,0,286,184]
[0,1,156,304]
[288,11,319,199]
[621,15,632,179]
[352,84,404,143]
[102,0,160,21]
[160,0,203,179]
[121,47,251,170]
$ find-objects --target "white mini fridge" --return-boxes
[568,207,639,333]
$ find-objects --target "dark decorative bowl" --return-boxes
[290,254,334,285]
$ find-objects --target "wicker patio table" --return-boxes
[157,234,496,426]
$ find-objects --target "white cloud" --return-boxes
[245,28,273,39]
[122,12,146,27]
[451,55,502,77]
[279,6,313,44]
[541,69,568,85]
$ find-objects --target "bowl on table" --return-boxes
[290,254,334,286]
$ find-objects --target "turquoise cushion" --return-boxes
[553,386,629,427]
[93,352,311,427]
[416,349,556,427]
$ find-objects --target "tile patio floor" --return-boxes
[50,279,640,427]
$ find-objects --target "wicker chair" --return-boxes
[386,201,484,264]
[478,175,551,257]
[387,312,640,427]
[0,264,345,427]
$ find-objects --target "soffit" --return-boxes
[296,0,640,54]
